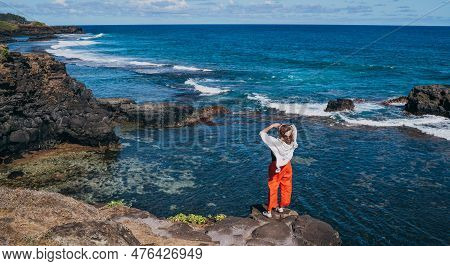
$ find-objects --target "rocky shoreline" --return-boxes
[0,186,340,246]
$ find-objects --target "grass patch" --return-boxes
[0,21,19,32]
[169,213,227,225]
[30,21,46,27]
[106,199,128,208]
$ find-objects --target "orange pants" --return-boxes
[267,161,293,212]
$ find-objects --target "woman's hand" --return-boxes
[271,123,282,128]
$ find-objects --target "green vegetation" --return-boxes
[30,21,46,27]
[169,213,227,225]
[106,199,128,208]
[210,214,227,222]
[0,13,28,24]
[0,45,9,62]
[0,21,19,32]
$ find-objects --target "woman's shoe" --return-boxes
[275,207,284,213]
[262,211,272,218]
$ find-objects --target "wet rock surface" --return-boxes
[98,97,230,128]
[382,96,408,106]
[325,98,355,112]
[0,52,118,161]
[405,85,450,118]
[0,187,341,246]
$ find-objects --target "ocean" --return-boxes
[9,25,450,245]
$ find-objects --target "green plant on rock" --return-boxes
[0,45,9,62]
[213,214,227,222]
[169,213,208,225]
[169,213,227,225]
[106,199,128,208]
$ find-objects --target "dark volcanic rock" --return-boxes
[98,97,230,127]
[292,215,341,246]
[405,85,450,118]
[0,52,117,160]
[14,25,82,36]
[27,35,57,42]
[325,98,355,112]
[382,96,408,106]
[251,221,292,243]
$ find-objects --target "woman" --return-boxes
[259,123,298,218]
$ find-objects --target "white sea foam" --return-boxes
[340,115,450,140]
[47,39,212,72]
[47,47,164,68]
[173,65,212,72]
[50,40,98,49]
[247,93,330,117]
[185,79,230,96]
[79,33,105,40]
[354,102,385,113]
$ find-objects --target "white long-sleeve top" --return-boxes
[260,125,298,173]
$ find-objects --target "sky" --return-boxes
[1,0,449,26]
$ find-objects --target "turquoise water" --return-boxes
[10,25,450,245]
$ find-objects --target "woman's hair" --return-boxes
[279,124,294,145]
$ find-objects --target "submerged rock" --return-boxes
[0,52,118,161]
[325,98,355,112]
[405,85,450,118]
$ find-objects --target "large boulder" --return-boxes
[0,52,118,161]
[292,215,341,246]
[325,98,355,112]
[405,85,450,118]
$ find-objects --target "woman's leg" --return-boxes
[267,162,280,212]
[280,162,293,208]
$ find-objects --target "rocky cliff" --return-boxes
[0,186,341,246]
[0,50,117,162]
[0,13,82,43]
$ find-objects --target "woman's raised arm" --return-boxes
[260,123,281,134]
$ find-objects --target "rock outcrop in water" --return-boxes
[325,98,355,112]
[0,186,341,246]
[405,85,450,118]
[0,51,117,162]
[98,98,230,127]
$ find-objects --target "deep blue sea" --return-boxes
[10,25,450,245]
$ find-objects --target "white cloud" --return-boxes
[129,0,188,10]
[52,0,68,6]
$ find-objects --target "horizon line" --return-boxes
[51,23,450,27]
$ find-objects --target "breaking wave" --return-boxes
[46,38,213,74]
[248,93,450,140]
[185,79,230,96]
[79,33,105,40]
